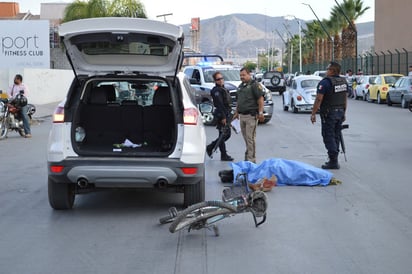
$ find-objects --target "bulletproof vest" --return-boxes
[211,86,231,109]
[320,76,347,111]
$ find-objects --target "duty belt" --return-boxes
[239,110,257,115]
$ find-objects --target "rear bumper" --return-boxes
[266,85,286,92]
[48,157,204,188]
[296,104,314,111]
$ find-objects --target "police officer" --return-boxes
[206,72,234,161]
[233,67,265,163]
[311,61,347,169]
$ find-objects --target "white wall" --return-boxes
[0,68,74,105]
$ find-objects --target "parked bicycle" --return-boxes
[159,173,268,236]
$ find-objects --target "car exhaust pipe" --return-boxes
[77,177,89,188]
[156,178,168,188]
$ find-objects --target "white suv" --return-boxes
[47,18,206,209]
[261,71,286,95]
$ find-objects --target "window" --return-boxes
[73,33,174,56]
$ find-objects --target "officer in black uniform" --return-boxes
[311,61,348,169]
[206,72,234,161]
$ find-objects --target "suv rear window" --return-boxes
[72,33,174,56]
[264,71,283,79]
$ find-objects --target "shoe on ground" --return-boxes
[25,134,32,138]
[221,154,234,161]
[321,161,340,169]
[206,144,213,158]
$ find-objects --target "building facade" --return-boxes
[375,0,412,52]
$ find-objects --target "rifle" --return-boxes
[339,124,349,161]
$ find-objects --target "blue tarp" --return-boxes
[230,158,333,186]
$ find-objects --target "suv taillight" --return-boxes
[183,107,199,125]
[52,106,65,123]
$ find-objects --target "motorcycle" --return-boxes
[0,96,36,139]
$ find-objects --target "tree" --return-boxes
[243,61,257,72]
[331,0,370,59]
[304,21,324,65]
[62,0,147,22]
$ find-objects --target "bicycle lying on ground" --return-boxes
[159,173,268,236]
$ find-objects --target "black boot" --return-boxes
[221,154,234,161]
[322,156,340,169]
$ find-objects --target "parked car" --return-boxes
[255,73,263,82]
[354,75,377,101]
[367,73,403,104]
[261,70,286,95]
[313,70,327,78]
[282,75,322,113]
[47,17,206,210]
[386,76,412,108]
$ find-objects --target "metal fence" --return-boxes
[288,49,412,76]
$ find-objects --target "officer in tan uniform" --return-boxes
[233,67,265,163]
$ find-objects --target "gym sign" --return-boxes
[0,20,50,68]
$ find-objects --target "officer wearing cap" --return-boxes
[311,61,347,169]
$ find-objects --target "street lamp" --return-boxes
[302,2,334,61]
[284,15,302,73]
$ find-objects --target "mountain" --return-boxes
[180,13,374,62]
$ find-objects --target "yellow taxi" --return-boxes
[367,73,403,104]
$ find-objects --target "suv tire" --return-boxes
[184,173,205,207]
[48,179,75,210]
[270,75,281,86]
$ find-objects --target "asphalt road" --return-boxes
[1,95,412,274]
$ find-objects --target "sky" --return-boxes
[17,0,374,25]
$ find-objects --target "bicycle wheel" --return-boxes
[169,201,237,233]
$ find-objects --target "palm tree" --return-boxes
[326,13,344,62]
[62,0,147,22]
[331,0,370,59]
[305,21,326,65]
[302,21,318,65]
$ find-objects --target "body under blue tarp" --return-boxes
[230,158,333,186]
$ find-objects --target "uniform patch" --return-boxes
[334,84,347,93]
[318,85,323,90]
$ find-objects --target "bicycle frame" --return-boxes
[160,173,268,235]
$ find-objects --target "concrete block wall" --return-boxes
[0,68,74,105]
